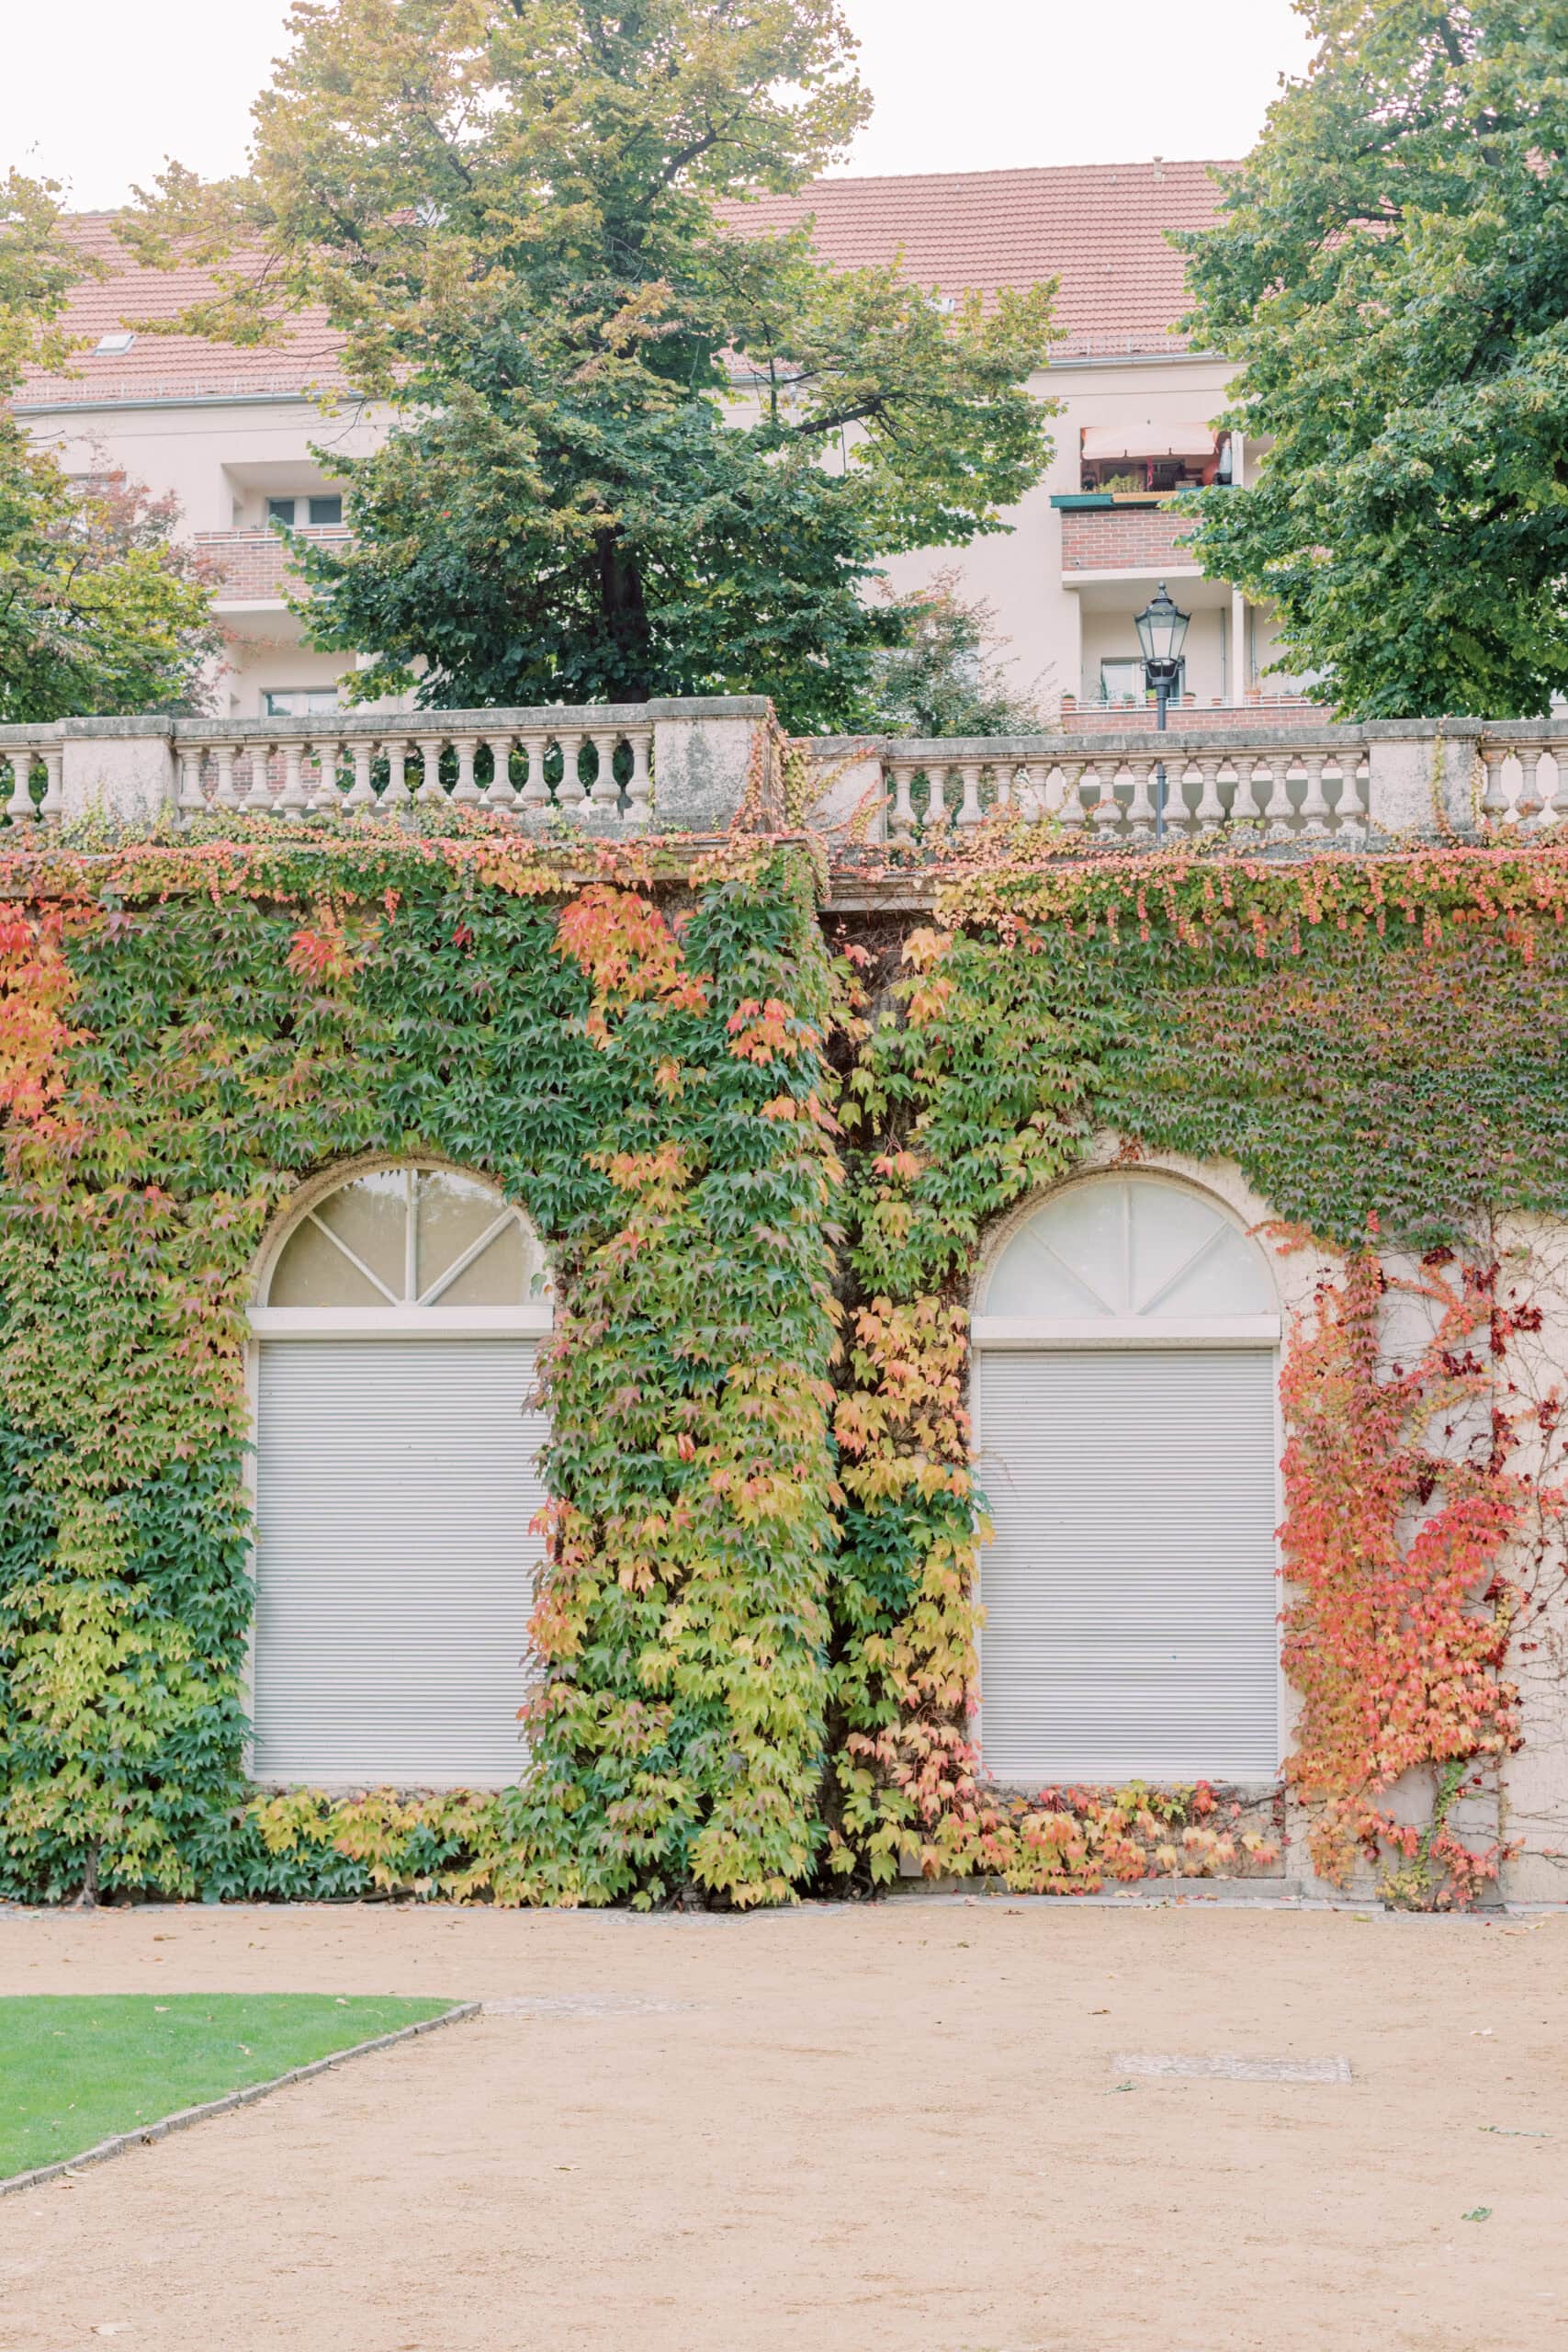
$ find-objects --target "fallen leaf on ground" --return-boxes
[1462,2208,1493,2222]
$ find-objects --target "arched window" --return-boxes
[257,1163,551,1328]
[250,1162,551,1791]
[973,1172,1281,1787]
[977,1171,1274,1332]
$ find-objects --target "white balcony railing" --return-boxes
[877,737,1371,842]
[169,712,654,823]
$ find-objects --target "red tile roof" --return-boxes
[22,160,1231,406]
[737,158,1234,355]
[17,212,344,408]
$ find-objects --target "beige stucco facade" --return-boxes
[17,351,1293,722]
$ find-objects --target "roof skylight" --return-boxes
[93,331,136,356]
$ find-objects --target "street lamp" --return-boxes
[1134,582,1191,845]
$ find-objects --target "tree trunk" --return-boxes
[595,529,654,703]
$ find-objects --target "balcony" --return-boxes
[1054,498,1201,579]
[195,526,353,636]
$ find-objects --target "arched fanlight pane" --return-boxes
[315,1166,407,1295]
[983,1175,1272,1321]
[268,1216,390,1310]
[265,1165,548,1308]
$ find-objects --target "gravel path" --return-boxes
[2,1898,1563,2350]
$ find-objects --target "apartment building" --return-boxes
[17,161,1292,720]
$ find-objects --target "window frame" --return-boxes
[251,1158,553,1341]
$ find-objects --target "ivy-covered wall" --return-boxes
[4,827,1568,1909]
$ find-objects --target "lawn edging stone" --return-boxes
[0,1999,482,2198]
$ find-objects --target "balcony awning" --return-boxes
[1081,424,1221,462]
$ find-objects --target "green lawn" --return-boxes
[0,1993,457,2178]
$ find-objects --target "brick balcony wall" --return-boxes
[1060,504,1199,574]
[195,526,353,601]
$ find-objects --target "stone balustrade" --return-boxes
[802,717,1568,850]
[6,706,1568,852]
[876,734,1369,842]
[0,698,773,837]
[172,712,655,825]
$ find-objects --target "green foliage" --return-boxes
[127,0,1057,728]
[823,844,1568,1885]
[863,571,1051,739]
[0,175,219,722]
[6,829,1567,1905]
[0,1995,456,2176]
[1179,1,1568,718]
[0,835,840,1905]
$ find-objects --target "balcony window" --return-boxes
[1099,658,1185,707]
[1079,426,1225,496]
[265,495,344,527]
[264,688,343,718]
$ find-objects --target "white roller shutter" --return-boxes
[253,1337,547,1787]
[976,1348,1280,1783]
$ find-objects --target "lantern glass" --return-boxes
[1134,582,1191,670]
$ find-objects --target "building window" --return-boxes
[265,494,344,527]
[263,688,343,718]
[972,1172,1281,1784]
[250,1163,553,1789]
[1099,658,1186,707]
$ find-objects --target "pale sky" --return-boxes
[2,0,1315,210]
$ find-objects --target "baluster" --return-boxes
[1125,758,1157,840]
[1347,752,1371,839]
[345,740,377,813]
[1255,758,1290,837]
[482,735,516,810]
[450,734,481,808]
[177,747,207,820]
[993,764,1014,811]
[1018,761,1050,821]
[277,741,308,818]
[39,747,63,826]
[1299,753,1331,834]
[381,740,415,817]
[955,762,984,829]
[242,741,275,813]
[554,730,588,812]
[1089,761,1122,838]
[888,762,918,841]
[1548,749,1568,830]
[6,751,36,825]
[626,729,652,826]
[212,745,240,811]
[1191,757,1224,833]
[1325,752,1357,837]
[589,729,621,811]
[310,740,344,818]
[1224,757,1250,827]
[1479,744,1510,829]
[415,735,446,807]
[513,731,545,811]
[1517,743,1545,828]
[1160,756,1190,838]
[924,763,949,831]
[1058,762,1089,833]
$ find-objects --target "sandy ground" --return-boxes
[1,1896,1564,2352]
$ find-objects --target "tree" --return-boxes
[1180,1,1568,719]
[0,175,220,723]
[126,0,1058,729]
[863,570,1049,736]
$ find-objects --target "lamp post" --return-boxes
[1134,582,1191,845]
